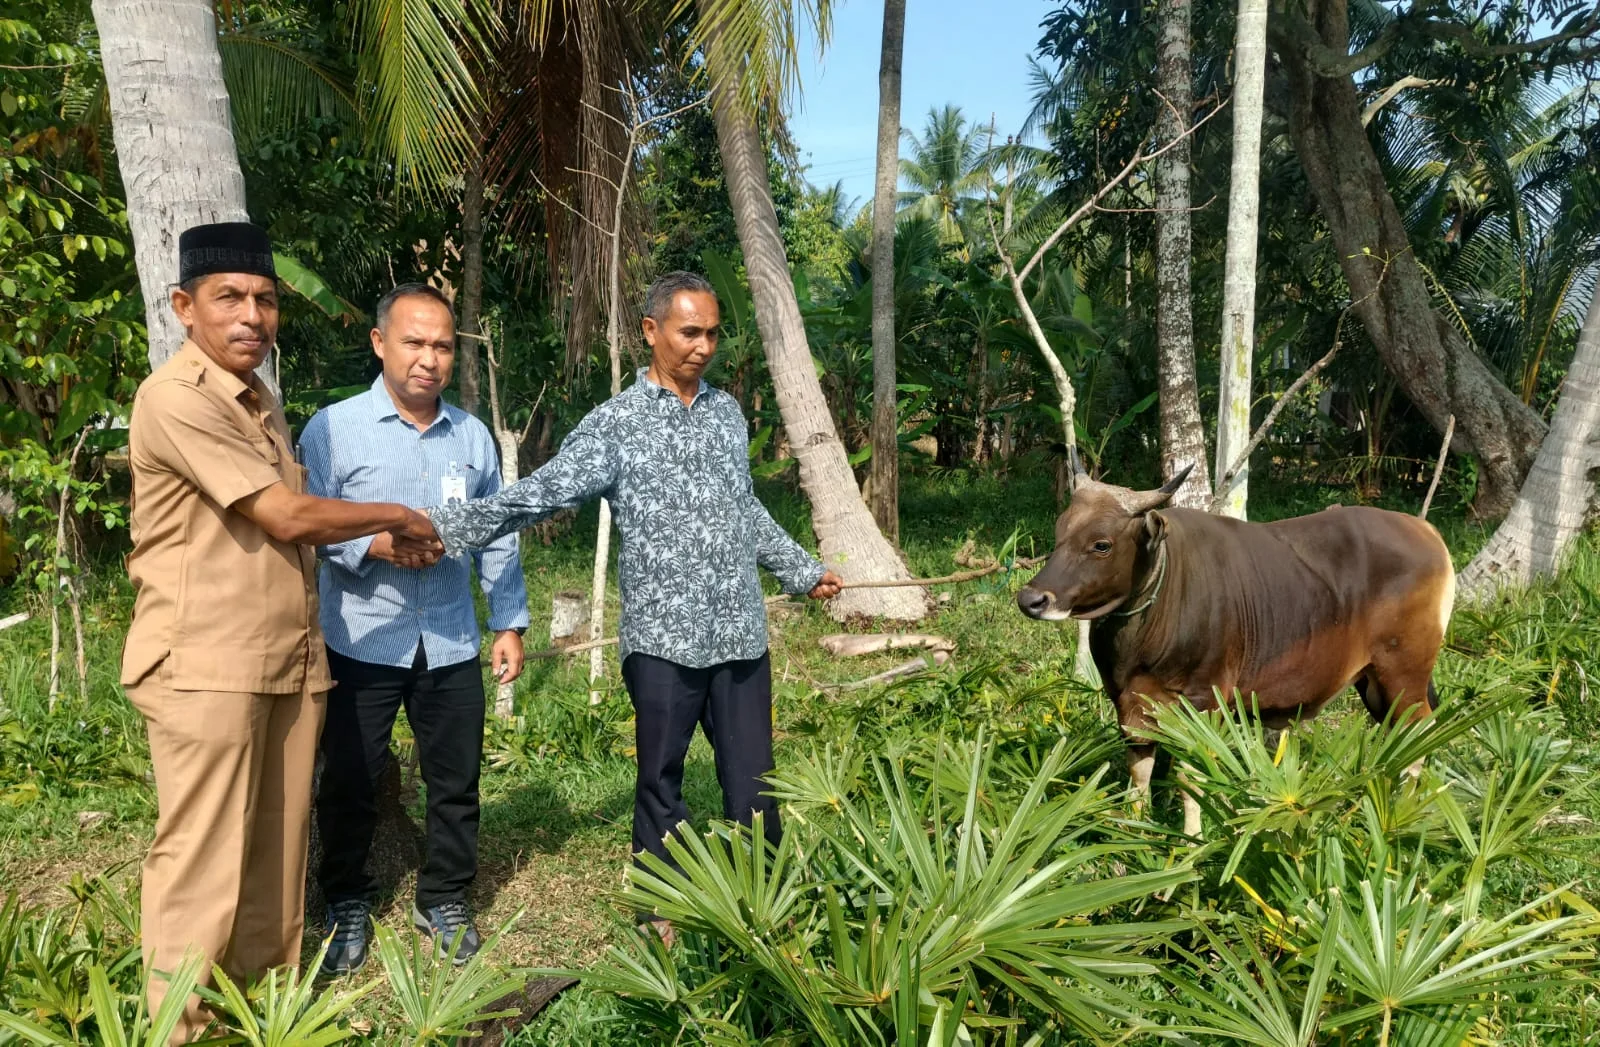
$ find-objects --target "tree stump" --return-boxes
[550,591,587,649]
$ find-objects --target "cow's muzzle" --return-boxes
[1017,586,1059,619]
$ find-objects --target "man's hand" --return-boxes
[396,507,440,542]
[367,531,440,570]
[490,630,525,685]
[379,508,443,568]
[808,570,843,600]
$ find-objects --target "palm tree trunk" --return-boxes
[1154,0,1212,510]
[458,157,485,414]
[1459,288,1600,599]
[868,0,907,541]
[1213,0,1268,520]
[702,50,926,622]
[1278,0,1545,519]
[92,0,252,374]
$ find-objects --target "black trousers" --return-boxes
[317,645,485,909]
[622,651,783,878]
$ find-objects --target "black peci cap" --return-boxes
[177,221,276,284]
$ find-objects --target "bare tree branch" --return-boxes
[1017,100,1227,284]
[1280,8,1599,79]
[1419,414,1456,520]
[1207,259,1393,513]
[1207,336,1343,514]
[530,174,612,237]
[1362,75,1444,125]
[1093,194,1220,215]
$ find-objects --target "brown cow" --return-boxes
[1016,460,1456,836]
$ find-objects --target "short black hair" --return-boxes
[376,282,455,332]
[643,271,716,322]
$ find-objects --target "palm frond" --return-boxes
[672,0,833,115]
[217,21,360,151]
[350,0,499,193]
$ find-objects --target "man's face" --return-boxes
[643,290,720,385]
[372,295,456,407]
[170,273,279,377]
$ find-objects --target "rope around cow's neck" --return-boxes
[1113,540,1169,618]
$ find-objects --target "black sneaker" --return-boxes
[412,900,481,965]
[321,899,371,976]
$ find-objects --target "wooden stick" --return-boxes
[838,555,1043,590]
[526,635,619,660]
[1207,337,1343,514]
[537,556,1046,657]
[1418,414,1455,520]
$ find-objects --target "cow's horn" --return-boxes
[1068,444,1089,480]
[1122,464,1194,514]
[1159,462,1195,495]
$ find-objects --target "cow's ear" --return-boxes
[1144,509,1168,543]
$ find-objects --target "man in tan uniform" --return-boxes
[122,221,441,1043]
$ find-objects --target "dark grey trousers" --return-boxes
[620,650,783,881]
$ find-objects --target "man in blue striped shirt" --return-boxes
[297,283,529,974]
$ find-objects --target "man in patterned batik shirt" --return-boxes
[425,271,843,944]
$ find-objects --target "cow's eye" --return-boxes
[1091,539,1112,554]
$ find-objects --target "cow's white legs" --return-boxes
[1128,748,1155,818]
[1178,765,1203,839]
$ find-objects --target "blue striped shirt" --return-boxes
[297,377,530,669]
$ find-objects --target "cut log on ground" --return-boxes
[819,634,955,658]
[832,650,952,690]
[470,978,582,1046]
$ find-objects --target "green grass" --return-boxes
[4,464,1600,1043]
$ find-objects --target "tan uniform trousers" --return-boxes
[126,666,326,1045]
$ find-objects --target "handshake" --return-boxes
[371,508,445,569]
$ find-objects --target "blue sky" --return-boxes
[788,0,1058,212]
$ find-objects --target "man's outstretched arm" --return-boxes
[427,430,618,552]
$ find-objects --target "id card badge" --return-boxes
[441,475,468,505]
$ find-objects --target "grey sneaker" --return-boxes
[321,899,371,976]
[412,900,481,965]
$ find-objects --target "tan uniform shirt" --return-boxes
[122,341,333,693]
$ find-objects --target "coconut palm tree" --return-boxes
[91,0,258,370]
[93,0,361,372]
[1153,0,1213,509]
[898,105,989,244]
[868,0,906,539]
[691,0,927,619]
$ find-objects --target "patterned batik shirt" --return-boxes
[426,368,825,669]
